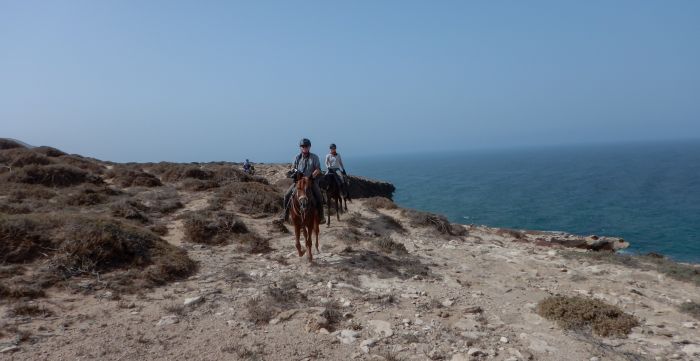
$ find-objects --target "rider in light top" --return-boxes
[282,138,324,222]
[325,143,348,195]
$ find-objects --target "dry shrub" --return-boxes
[0,214,59,263]
[8,303,53,317]
[401,209,454,235]
[216,182,282,216]
[0,138,27,150]
[32,146,67,157]
[368,214,406,236]
[57,154,105,174]
[364,197,397,210]
[0,202,32,215]
[268,219,289,234]
[7,164,101,187]
[237,233,272,254]
[209,165,267,184]
[0,283,45,299]
[160,165,214,182]
[375,237,408,255]
[149,223,169,236]
[4,185,56,201]
[178,179,219,191]
[62,185,118,206]
[0,213,196,296]
[346,212,364,228]
[496,228,525,240]
[245,296,277,324]
[537,295,639,337]
[182,211,248,245]
[110,199,150,223]
[679,302,700,320]
[0,148,53,168]
[109,166,162,188]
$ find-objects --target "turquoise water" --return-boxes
[350,140,700,263]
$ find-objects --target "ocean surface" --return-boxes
[350,140,700,263]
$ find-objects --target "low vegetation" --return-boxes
[537,295,639,337]
[679,301,700,320]
[182,211,248,245]
[364,196,397,210]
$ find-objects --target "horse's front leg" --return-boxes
[335,196,340,221]
[295,223,305,257]
[305,224,313,262]
[326,197,331,227]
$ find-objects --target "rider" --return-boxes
[282,138,324,222]
[243,159,252,174]
[325,143,348,196]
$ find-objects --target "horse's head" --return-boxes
[295,175,311,210]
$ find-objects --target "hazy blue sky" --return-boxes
[2,1,699,162]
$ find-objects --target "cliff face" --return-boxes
[346,175,396,200]
[1,146,699,361]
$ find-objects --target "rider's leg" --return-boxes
[282,184,294,221]
[312,180,324,219]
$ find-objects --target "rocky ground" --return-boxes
[1,144,699,361]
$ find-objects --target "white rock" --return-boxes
[318,328,330,335]
[157,315,179,326]
[342,300,352,307]
[442,299,454,307]
[368,319,393,339]
[682,322,697,329]
[184,296,204,307]
[450,353,469,361]
[500,336,509,343]
[682,344,700,356]
[226,320,236,326]
[547,250,557,257]
[590,357,600,361]
[0,346,20,353]
[327,281,334,289]
[337,329,360,344]
[414,318,424,325]
[360,338,377,353]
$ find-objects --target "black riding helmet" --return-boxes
[329,143,336,149]
[299,138,311,147]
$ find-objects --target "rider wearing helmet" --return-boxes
[282,138,324,222]
[243,159,252,174]
[325,143,348,195]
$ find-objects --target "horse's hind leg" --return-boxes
[314,221,320,253]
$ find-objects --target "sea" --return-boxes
[350,140,700,263]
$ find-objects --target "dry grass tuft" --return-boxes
[375,237,408,255]
[679,301,700,320]
[537,295,639,337]
[182,211,248,245]
[245,296,278,324]
[8,303,53,317]
[401,209,454,235]
[364,196,397,210]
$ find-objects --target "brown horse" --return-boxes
[289,175,320,262]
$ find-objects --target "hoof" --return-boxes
[298,249,306,257]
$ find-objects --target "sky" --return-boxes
[1,0,699,163]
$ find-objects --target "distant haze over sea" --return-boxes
[351,140,700,263]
